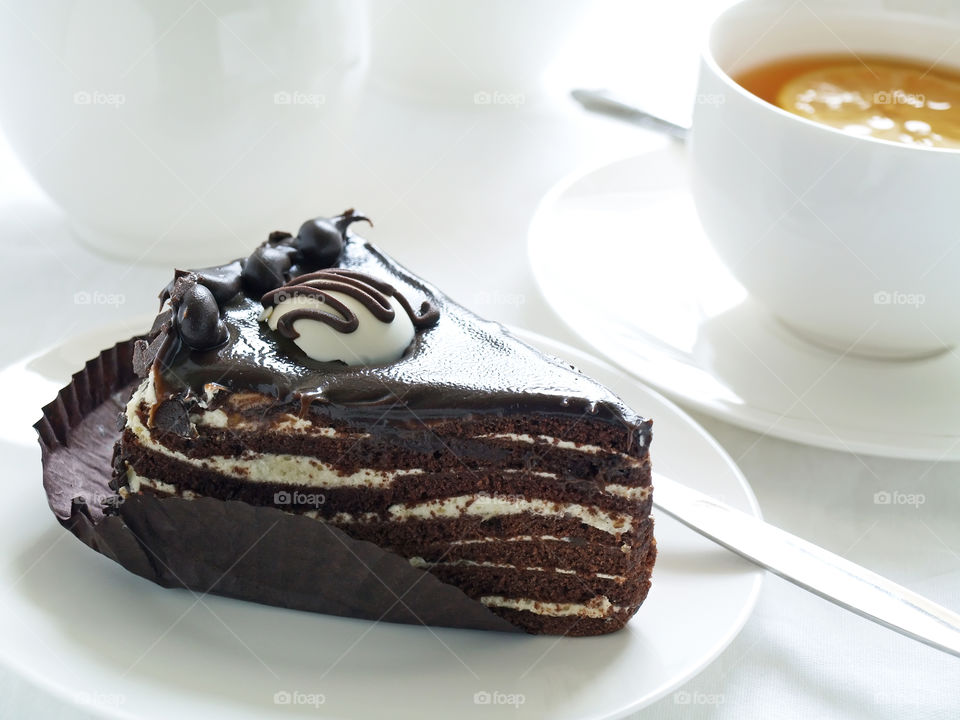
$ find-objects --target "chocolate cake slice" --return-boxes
[113,211,656,636]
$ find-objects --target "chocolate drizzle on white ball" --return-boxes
[260,269,439,366]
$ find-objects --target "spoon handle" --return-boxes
[571,88,690,141]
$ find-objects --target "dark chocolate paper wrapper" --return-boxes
[34,338,520,633]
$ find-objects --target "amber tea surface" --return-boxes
[734,54,960,148]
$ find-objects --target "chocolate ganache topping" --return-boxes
[133,209,651,448]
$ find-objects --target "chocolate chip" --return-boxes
[242,245,295,295]
[133,323,171,376]
[132,339,149,373]
[294,217,344,269]
[268,230,293,244]
[148,309,173,338]
[168,273,196,305]
[150,399,193,437]
[176,282,229,350]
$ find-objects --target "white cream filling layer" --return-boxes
[192,408,371,437]
[502,469,557,478]
[125,469,198,500]
[476,433,646,461]
[124,376,421,489]
[387,495,632,535]
[448,536,633,554]
[194,408,229,428]
[408,556,624,581]
[479,595,625,618]
[604,484,651,501]
[450,535,571,545]
[314,496,633,537]
[478,433,606,453]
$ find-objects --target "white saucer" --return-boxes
[529,143,960,461]
[0,322,760,719]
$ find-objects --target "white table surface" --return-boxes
[2,3,958,718]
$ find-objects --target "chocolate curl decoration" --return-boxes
[261,269,440,339]
[335,208,373,235]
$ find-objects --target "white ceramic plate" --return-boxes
[528,143,960,461]
[0,320,761,720]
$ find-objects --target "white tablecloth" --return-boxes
[1,5,957,717]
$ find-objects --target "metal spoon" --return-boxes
[571,88,690,141]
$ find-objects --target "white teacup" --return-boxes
[0,0,367,266]
[690,0,960,358]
